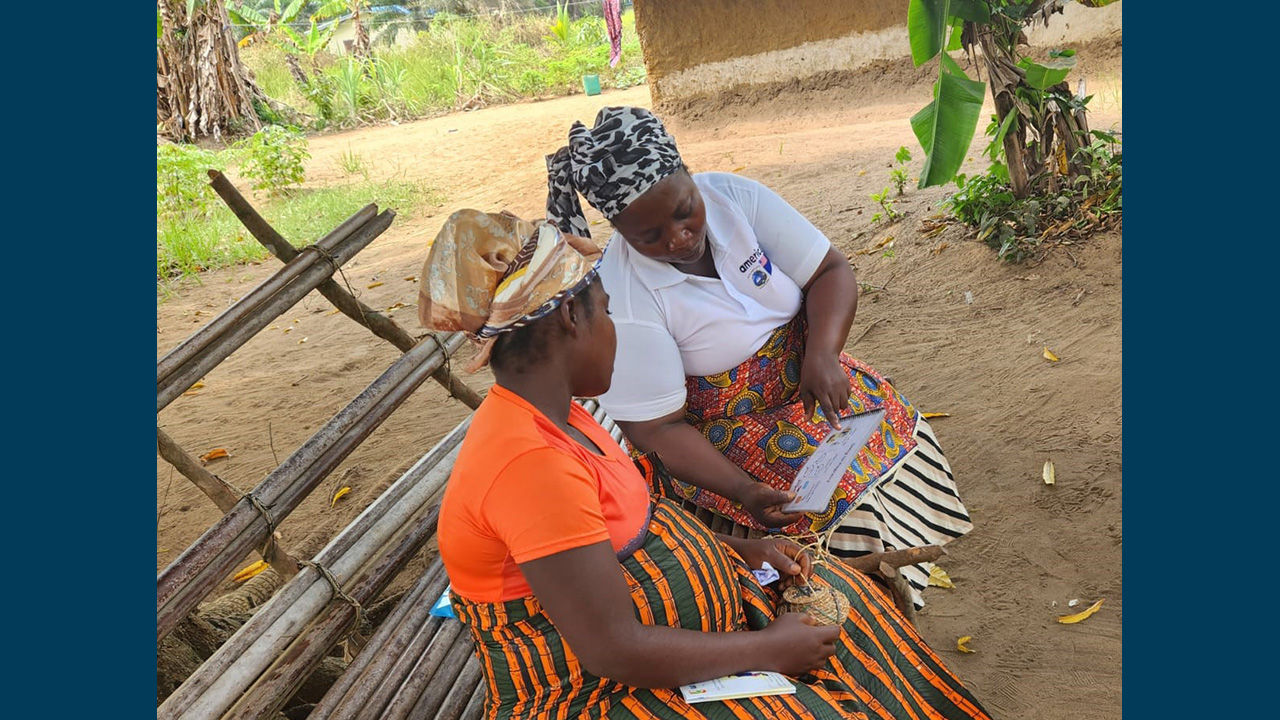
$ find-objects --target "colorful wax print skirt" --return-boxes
[451,482,991,720]
[676,313,974,608]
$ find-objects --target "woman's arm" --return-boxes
[519,541,838,687]
[619,411,802,528]
[799,247,859,429]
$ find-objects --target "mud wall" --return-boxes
[632,0,1122,107]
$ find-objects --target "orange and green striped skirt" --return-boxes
[451,497,990,720]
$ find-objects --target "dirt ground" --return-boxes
[157,36,1122,720]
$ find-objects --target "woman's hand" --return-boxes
[758,612,840,676]
[735,537,813,581]
[739,482,804,528]
[799,352,851,430]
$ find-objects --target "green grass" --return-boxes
[241,9,647,128]
[158,178,438,296]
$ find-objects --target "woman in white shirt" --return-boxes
[545,107,971,607]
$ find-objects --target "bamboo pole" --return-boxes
[360,617,466,720]
[157,428,300,576]
[309,561,449,719]
[158,210,397,411]
[156,204,377,386]
[456,682,487,720]
[157,334,468,642]
[157,334,453,640]
[420,657,483,720]
[388,633,476,720]
[160,423,466,717]
[207,170,484,410]
[157,428,243,513]
[220,509,442,720]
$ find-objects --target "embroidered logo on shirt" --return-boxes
[740,248,772,288]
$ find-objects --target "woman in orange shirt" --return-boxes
[419,209,989,720]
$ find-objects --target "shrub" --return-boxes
[233,125,311,195]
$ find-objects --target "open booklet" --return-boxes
[782,408,886,514]
[679,671,797,704]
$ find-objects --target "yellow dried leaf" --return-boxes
[367,282,384,289]
[331,486,352,508]
[189,382,206,391]
[858,170,868,176]
[233,560,269,583]
[298,337,309,344]
[386,302,408,312]
[200,448,229,463]
[732,166,747,173]
[1043,346,1060,362]
[1043,459,1056,485]
[283,327,293,333]
[922,412,950,419]
[404,275,419,282]
[927,564,955,589]
[182,390,202,397]
[932,241,949,254]
[327,308,342,316]
[1057,598,1104,624]
[957,636,975,653]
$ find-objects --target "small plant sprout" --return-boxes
[870,188,902,224]
[891,146,912,195]
[339,146,369,179]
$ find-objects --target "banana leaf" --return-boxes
[1018,53,1077,90]
[911,53,987,188]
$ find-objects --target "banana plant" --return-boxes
[907,0,990,189]
[908,0,1112,198]
[227,0,312,47]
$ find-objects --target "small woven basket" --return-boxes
[780,576,850,626]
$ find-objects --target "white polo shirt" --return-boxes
[597,172,831,422]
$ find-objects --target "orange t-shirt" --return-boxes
[439,384,651,602]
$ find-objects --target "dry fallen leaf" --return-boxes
[926,564,955,589]
[858,169,868,176]
[233,560,269,583]
[331,486,352,508]
[386,302,408,312]
[932,241,950,253]
[268,325,279,330]
[283,327,293,333]
[327,308,342,316]
[1043,459,1056,485]
[298,337,309,344]
[182,390,202,397]
[1057,598,1103,624]
[367,282,384,289]
[200,448,230,463]
[957,636,976,653]
[732,165,747,173]
[404,275,418,282]
[1043,346,1061,362]
[922,412,951,419]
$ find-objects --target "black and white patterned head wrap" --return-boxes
[546,106,684,239]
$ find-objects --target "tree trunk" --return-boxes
[157,0,263,143]
[352,8,372,60]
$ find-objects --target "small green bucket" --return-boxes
[582,74,602,96]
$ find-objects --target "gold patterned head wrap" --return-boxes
[418,209,602,370]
